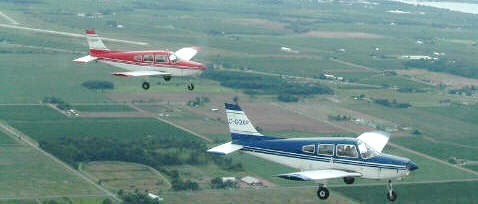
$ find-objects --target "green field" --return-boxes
[82,161,171,193]
[0,145,104,197]
[0,131,16,144]
[2,0,478,202]
[335,181,478,204]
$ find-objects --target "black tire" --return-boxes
[386,191,397,202]
[142,82,150,90]
[317,187,329,200]
[164,75,172,81]
[187,83,194,91]
[343,177,355,185]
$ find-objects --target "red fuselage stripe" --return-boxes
[97,57,204,70]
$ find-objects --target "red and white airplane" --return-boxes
[74,30,206,90]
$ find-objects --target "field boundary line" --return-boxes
[0,11,19,25]
[0,121,121,202]
[0,194,107,200]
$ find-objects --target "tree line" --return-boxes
[39,135,242,191]
[202,70,334,102]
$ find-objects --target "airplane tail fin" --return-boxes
[225,103,263,137]
[85,30,109,54]
[207,103,262,155]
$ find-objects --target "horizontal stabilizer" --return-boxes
[207,142,243,155]
[112,71,171,77]
[278,170,361,181]
[73,55,97,63]
[357,131,390,153]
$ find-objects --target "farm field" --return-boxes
[0,131,16,144]
[2,0,478,203]
[82,161,171,193]
[0,144,104,198]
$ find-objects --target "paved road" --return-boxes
[220,67,382,89]
[0,23,148,46]
[0,121,121,202]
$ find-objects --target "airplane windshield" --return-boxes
[357,140,379,159]
[169,53,178,64]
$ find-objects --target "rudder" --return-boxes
[225,103,263,136]
[85,30,109,53]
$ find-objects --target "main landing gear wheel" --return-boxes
[163,75,171,81]
[387,191,397,202]
[142,82,150,90]
[187,83,194,91]
[386,180,397,202]
[343,177,355,184]
[317,186,329,200]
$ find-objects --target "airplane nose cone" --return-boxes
[199,64,207,70]
[407,161,418,171]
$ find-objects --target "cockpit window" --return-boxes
[302,145,315,154]
[318,144,334,156]
[336,144,358,158]
[357,140,380,159]
[155,55,167,63]
[143,55,154,63]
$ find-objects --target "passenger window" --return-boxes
[134,55,142,62]
[318,144,334,156]
[302,145,315,154]
[143,55,154,63]
[336,144,358,158]
[155,55,167,63]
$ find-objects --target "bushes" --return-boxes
[404,58,478,79]
[373,98,411,108]
[202,70,334,101]
[42,96,71,110]
[82,80,114,90]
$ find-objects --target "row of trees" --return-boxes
[42,96,71,110]
[202,70,334,102]
[210,177,237,189]
[39,135,242,191]
[82,80,114,90]
[448,86,478,96]
[404,58,478,79]
[373,98,411,109]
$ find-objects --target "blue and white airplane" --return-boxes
[208,103,418,202]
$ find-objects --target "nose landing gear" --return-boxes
[187,81,194,91]
[386,180,397,202]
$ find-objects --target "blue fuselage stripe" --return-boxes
[242,146,407,170]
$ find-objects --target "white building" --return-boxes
[222,177,236,183]
[241,176,261,186]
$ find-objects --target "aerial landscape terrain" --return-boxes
[1,0,478,203]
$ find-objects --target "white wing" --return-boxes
[278,169,361,181]
[175,47,199,61]
[112,71,171,77]
[73,55,97,63]
[357,131,390,153]
[207,142,243,155]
